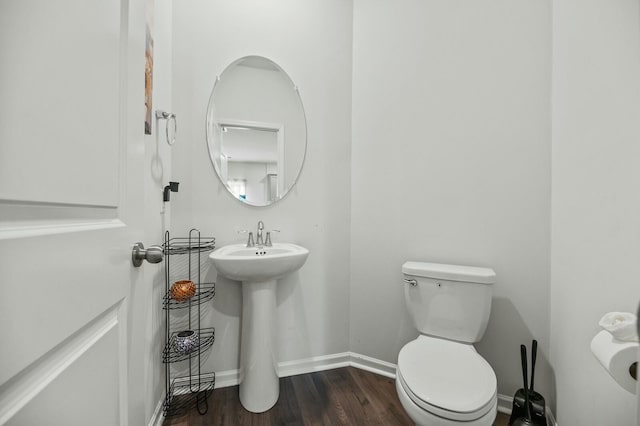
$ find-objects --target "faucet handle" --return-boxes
[237,229,255,246]
[264,229,280,247]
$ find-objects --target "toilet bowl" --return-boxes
[396,335,497,426]
[396,262,497,425]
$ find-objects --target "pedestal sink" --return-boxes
[209,242,309,412]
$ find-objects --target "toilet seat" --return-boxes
[397,336,497,422]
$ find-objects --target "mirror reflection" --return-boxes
[206,56,307,206]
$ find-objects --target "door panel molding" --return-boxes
[0,198,121,240]
[0,301,122,424]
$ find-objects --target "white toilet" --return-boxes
[396,261,498,426]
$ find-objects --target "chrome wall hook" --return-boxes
[155,110,177,146]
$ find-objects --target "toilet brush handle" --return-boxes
[520,345,532,420]
[530,339,537,392]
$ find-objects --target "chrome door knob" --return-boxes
[131,242,164,267]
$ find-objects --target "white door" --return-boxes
[0,1,148,425]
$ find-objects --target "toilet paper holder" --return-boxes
[591,330,639,393]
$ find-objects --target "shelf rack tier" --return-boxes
[163,327,215,363]
[163,372,215,417]
[164,282,216,310]
[163,236,216,255]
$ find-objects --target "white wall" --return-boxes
[171,0,353,373]
[351,0,553,404]
[550,0,640,423]
[143,0,173,422]
[167,2,640,423]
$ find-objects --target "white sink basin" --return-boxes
[209,242,309,282]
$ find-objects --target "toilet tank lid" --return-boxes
[402,261,496,284]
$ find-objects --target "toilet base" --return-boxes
[395,377,497,426]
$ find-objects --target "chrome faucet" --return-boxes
[256,220,265,246]
[240,221,275,247]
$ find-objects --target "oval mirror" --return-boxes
[206,56,307,206]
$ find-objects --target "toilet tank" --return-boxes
[402,261,496,343]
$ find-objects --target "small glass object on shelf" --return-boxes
[163,327,215,363]
[164,282,216,310]
[170,280,196,301]
[173,330,200,355]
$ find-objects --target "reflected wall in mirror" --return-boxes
[206,56,307,206]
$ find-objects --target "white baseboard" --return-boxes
[212,351,395,390]
[148,397,164,426]
[348,352,398,378]
[214,367,241,389]
[279,352,351,378]
[497,393,514,415]
[148,352,558,426]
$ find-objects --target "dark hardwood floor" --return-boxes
[163,367,510,425]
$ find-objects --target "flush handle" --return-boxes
[403,278,417,286]
[131,242,164,267]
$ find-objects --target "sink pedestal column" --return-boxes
[239,279,279,413]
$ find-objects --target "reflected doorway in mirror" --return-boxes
[217,120,283,205]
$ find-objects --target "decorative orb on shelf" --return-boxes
[170,280,196,302]
[173,330,200,355]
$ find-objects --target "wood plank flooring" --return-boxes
[163,367,510,426]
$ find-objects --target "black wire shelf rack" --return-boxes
[163,229,216,417]
[163,372,215,417]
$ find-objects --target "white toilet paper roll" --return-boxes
[599,312,639,341]
[590,330,639,394]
